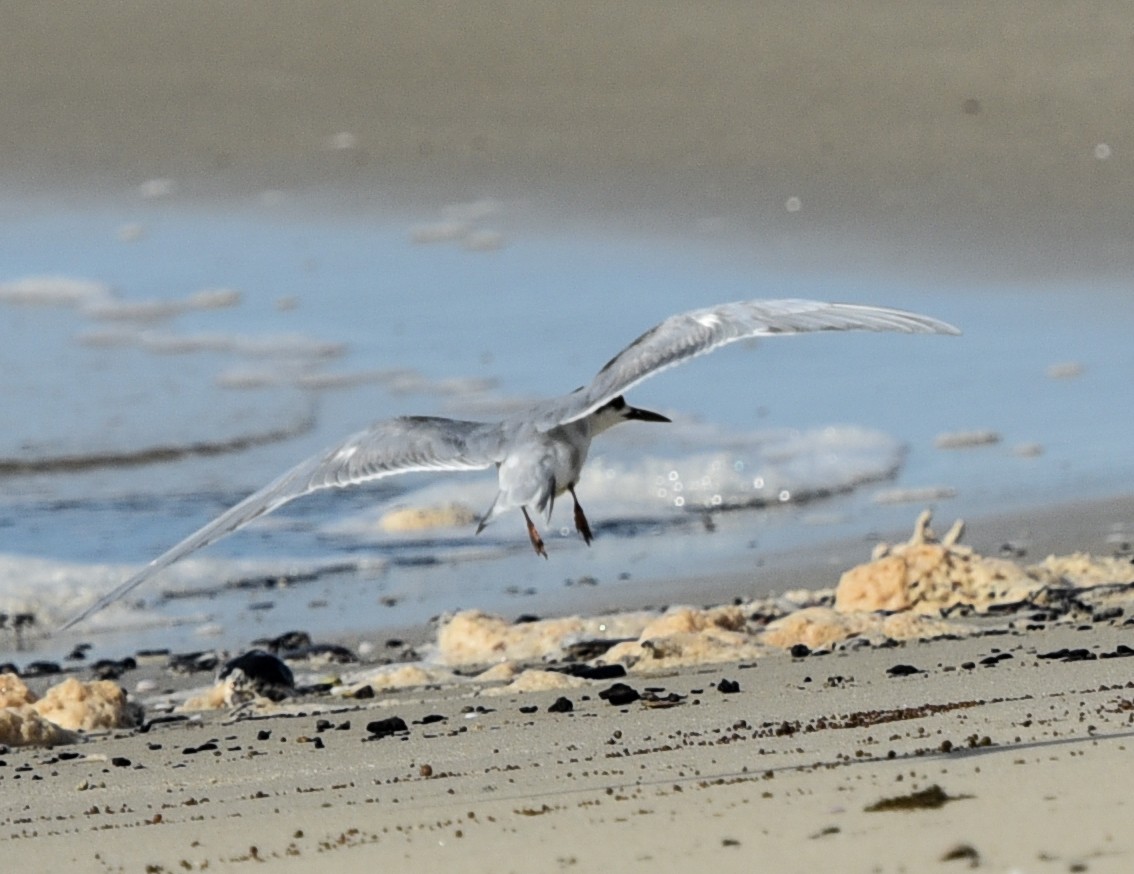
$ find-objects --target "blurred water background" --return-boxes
[1,191,1131,661]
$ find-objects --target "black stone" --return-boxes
[547,697,574,713]
[366,716,409,738]
[717,678,741,694]
[219,649,295,700]
[169,651,220,674]
[138,715,189,734]
[562,639,629,661]
[552,663,627,680]
[21,661,61,677]
[598,683,640,706]
[1038,648,1096,662]
[254,630,312,653]
[886,664,922,677]
[297,643,358,663]
[91,657,137,680]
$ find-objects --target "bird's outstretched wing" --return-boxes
[58,417,504,631]
[518,299,959,430]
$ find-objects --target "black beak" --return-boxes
[625,406,671,424]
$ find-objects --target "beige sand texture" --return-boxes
[3,505,1133,870]
[2,615,1134,873]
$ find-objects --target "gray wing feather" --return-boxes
[59,417,504,631]
[519,299,959,429]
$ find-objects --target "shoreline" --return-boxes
[1,491,1129,669]
[2,497,1134,871]
[0,490,1129,664]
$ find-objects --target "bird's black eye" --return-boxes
[595,396,626,415]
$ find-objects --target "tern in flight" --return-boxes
[60,298,958,630]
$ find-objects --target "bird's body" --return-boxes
[479,399,669,555]
[59,298,958,630]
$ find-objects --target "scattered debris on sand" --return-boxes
[8,511,1134,744]
[835,509,1133,615]
[865,784,971,812]
[422,511,1134,667]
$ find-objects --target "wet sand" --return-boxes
[4,3,1134,279]
[4,5,1134,871]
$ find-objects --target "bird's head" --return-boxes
[589,395,671,435]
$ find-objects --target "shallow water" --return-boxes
[1,193,1131,661]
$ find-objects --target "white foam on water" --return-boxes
[326,424,905,541]
[0,275,113,307]
[0,552,389,636]
[81,287,241,322]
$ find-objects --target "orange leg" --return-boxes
[522,507,548,558]
[569,486,594,546]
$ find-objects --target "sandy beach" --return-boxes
[3,4,1134,872]
[3,506,1134,873]
[3,627,1134,874]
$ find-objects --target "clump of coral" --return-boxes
[834,509,1132,616]
[0,673,142,747]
